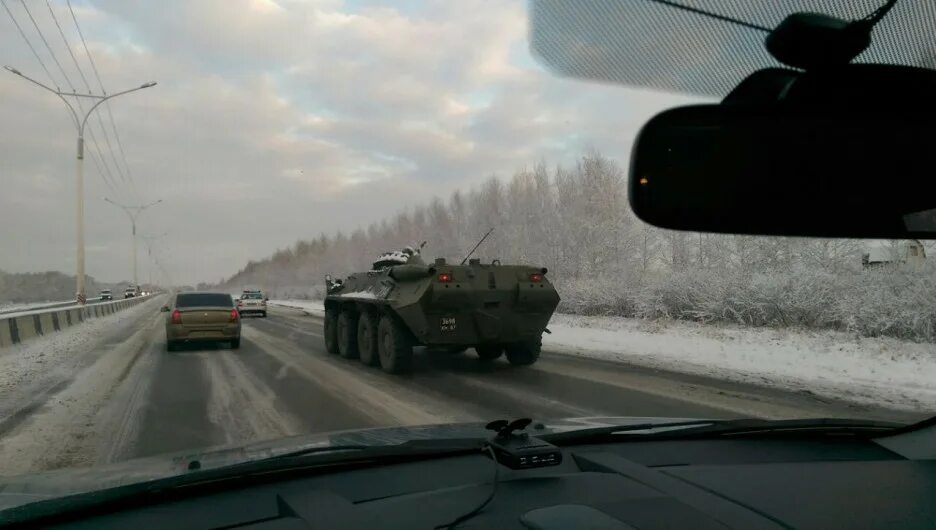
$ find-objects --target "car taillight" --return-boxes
[529,272,544,283]
[230,309,239,322]
[171,309,182,324]
[438,272,452,282]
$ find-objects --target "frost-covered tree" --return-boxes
[218,151,936,341]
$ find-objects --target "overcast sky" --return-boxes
[0,0,689,286]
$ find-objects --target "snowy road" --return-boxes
[0,302,921,477]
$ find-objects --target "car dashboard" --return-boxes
[30,435,936,530]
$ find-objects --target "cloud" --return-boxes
[0,0,690,286]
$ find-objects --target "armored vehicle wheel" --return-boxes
[357,311,379,366]
[337,310,359,359]
[377,315,412,374]
[475,344,503,361]
[505,338,541,366]
[324,309,340,354]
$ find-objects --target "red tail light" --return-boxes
[230,309,239,322]
[438,272,453,283]
[529,272,544,283]
[170,309,182,324]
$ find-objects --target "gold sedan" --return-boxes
[163,292,241,351]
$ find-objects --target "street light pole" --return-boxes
[104,198,162,289]
[140,232,168,289]
[4,66,156,304]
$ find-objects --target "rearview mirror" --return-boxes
[160,305,170,312]
[630,102,936,239]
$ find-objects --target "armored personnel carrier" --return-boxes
[323,244,560,374]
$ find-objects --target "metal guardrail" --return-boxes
[0,294,157,349]
[0,297,105,316]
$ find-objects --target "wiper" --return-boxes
[257,437,484,463]
[541,418,904,445]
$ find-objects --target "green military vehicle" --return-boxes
[323,242,560,374]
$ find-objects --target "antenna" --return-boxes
[460,228,494,265]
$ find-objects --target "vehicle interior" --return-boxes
[1,1,935,528]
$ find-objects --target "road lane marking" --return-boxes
[241,325,479,426]
[203,349,305,446]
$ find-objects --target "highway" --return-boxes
[0,297,918,476]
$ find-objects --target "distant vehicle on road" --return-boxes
[100,289,113,301]
[124,287,136,299]
[162,292,241,351]
[237,290,268,317]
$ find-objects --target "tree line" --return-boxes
[220,151,936,341]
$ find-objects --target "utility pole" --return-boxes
[4,66,156,304]
[104,198,162,289]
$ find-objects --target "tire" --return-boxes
[324,309,340,354]
[231,337,241,349]
[377,315,413,374]
[357,311,379,366]
[337,310,359,359]
[475,344,503,361]
[167,340,177,352]
[505,338,541,366]
[261,311,267,318]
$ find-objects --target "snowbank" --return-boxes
[545,314,936,413]
[269,299,325,317]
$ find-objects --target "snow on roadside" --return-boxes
[266,298,935,412]
[269,299,324,317]
[544,314,936,413]
[0,296,165,398]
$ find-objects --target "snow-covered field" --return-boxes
[269,299,325,316]
[545,314,936,413]
[270,299,935,413]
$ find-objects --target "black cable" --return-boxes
[45,0,90,92]
[67,0,141,198]
[434,444,500,529]
[45,0,132,194]
[643,0,771,33]
[19,0,72,89]
[1,0,58,87]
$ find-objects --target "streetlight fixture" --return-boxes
[104,198,163,290]
[4,66,156,304]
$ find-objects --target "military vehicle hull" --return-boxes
[323,259,559,373]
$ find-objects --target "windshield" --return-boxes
[175,293,233,308]
[0,0,932,505]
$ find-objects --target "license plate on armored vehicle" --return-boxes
[440,317,457,332]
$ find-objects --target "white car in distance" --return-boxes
[237,290,268,317]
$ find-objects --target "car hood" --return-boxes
[0,416,699,511]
